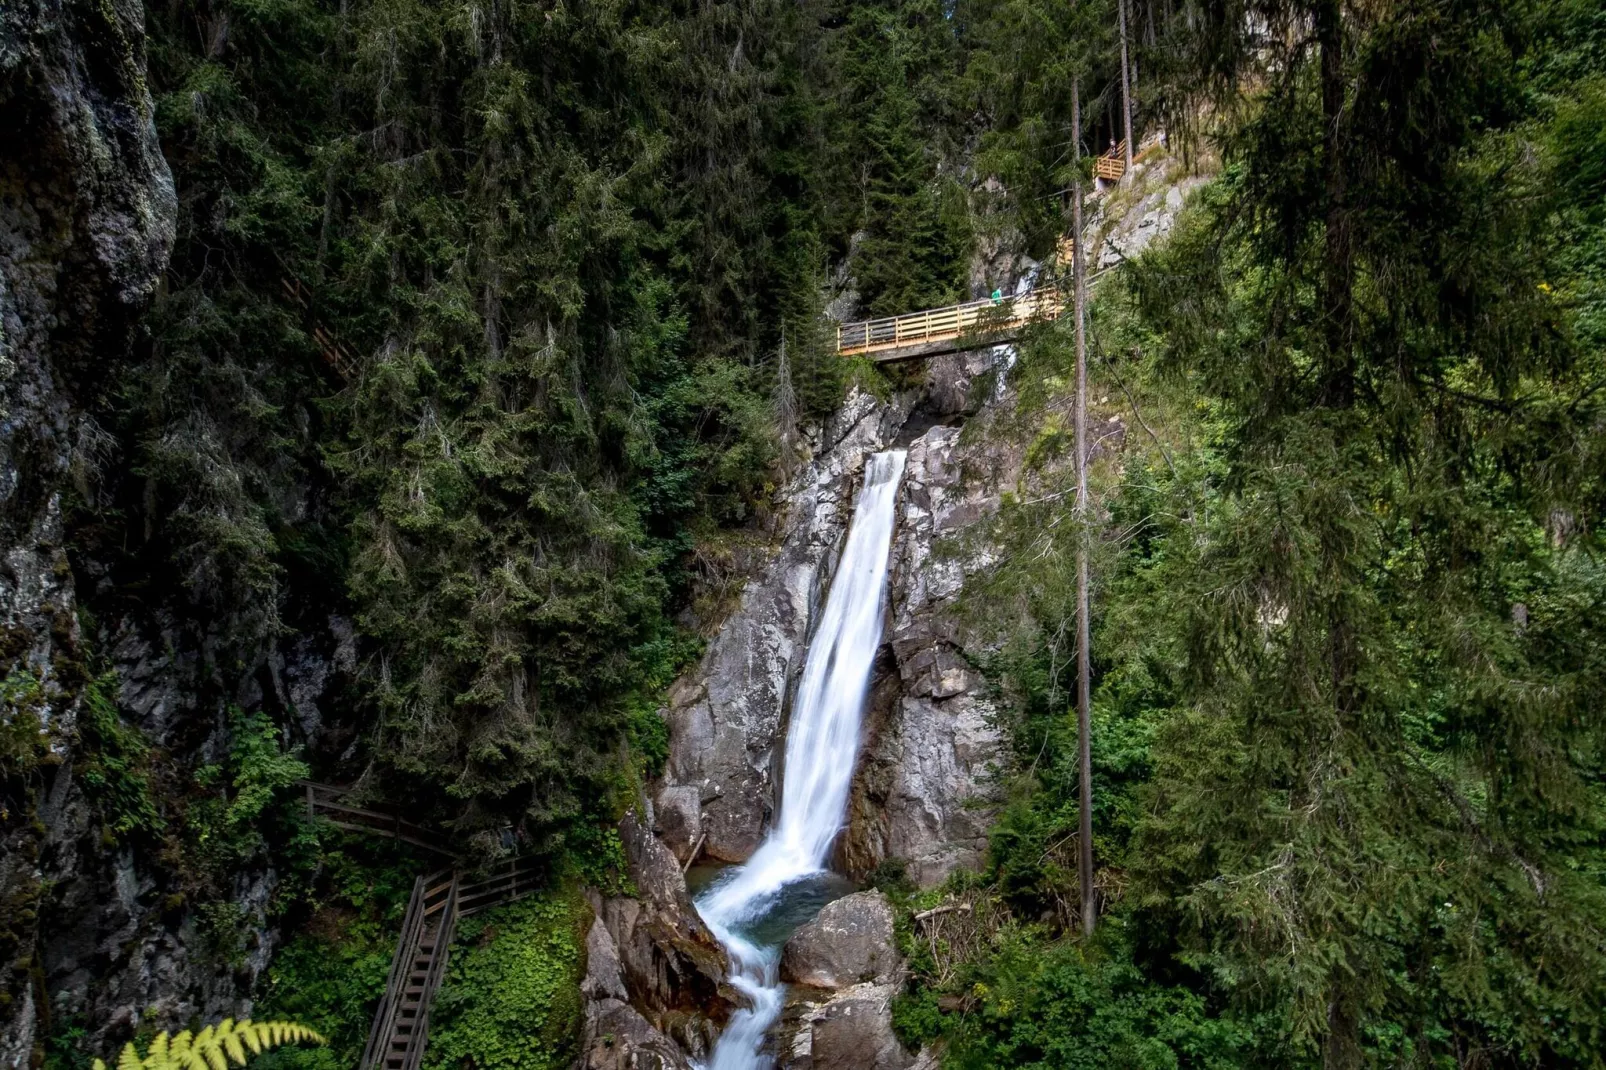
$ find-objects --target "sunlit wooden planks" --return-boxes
[835,287,1066,362]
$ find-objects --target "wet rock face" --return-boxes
[840,420,1016,887]
[656,391,914,865]
[0,0,176,1063]
[781,891,899,990]
[579,807,734,1067]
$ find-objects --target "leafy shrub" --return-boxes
[76,674,164,842]
[423,892,588,1070]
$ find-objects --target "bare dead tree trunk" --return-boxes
[1071,77,1096,938]
[1119,0,1134,178]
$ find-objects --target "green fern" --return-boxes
[93,1019,325,1070]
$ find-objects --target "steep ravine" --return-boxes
[626,159,1198,1067]
[2,7,363,1064]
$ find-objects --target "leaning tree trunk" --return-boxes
[1119,0,1135,178]
[1071,77,1096,937]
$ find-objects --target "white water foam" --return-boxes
[693,449,908,1070]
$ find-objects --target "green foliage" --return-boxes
[189,709,310,873]
[76,674,164,842]
[947,1,1606,1066]
[925,933,1254,1070]
[832,2,972,315]
[92,1019,324,1070]
[0,670,52,809]
[252,842,424,1070]
[423,891,588,1070]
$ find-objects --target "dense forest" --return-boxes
[2,0,1603,1067]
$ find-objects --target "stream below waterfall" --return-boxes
[692,449,908,1070]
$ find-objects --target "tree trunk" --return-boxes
[1317,0,1353,406]
[1119,0,1134,178]
[1071,77,1096,938]
[1323,993,1362,1070]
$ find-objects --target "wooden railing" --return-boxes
[361,871,459,1070]
[281,278,357,379]
[1093,139,1130,182]
[835,287,1066,361]
[458,856,544,916]
[301,781,455,857]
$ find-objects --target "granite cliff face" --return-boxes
[655,351,1022,892]
[1,0,176,1060]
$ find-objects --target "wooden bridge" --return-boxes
[835,286,1067,363]
[301,782,542,1070]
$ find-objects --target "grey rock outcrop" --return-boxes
[657,391,913,864]
[1092,169,1207,270]
[781,891,900,990]
[782,983,913,1070]
[580,806,734,1066]
[839,418,1017,887]
[580,914,697,1070]
[1,0,178,1061]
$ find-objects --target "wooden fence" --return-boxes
[835,287,1066,361]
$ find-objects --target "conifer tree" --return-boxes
[1122,0,1606,1061]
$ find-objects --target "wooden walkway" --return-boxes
[302,782,542,1070]
[835,286,1067,363]
[302,780,455,856]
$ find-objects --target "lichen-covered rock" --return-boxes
[781,891,899,989]
[782,982,913,1070]
[583,995,697,1070]
[580,915,698,1070]
[579,805,733,1067]
[1,0,178,1061]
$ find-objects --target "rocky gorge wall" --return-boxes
[1,0,177,1060]
[1,5,360,1064]
[652,354,1022,893]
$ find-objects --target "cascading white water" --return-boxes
[694,450,908,1070]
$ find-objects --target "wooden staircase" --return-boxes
[300,782,545,1070]
[349,852,545,1070]
[361,871,459,1070]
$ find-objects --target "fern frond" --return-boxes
[167,1029,198,1070]
[151,1031,176,1070]
[97,1018,324,1070]
[116,1041,141,1070]
[221,1025,246,1069]
[238,1022,263,1058]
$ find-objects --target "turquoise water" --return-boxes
[689,863,857,952]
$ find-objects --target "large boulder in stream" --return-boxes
[781,891,900,989]
[783,982,914,1070]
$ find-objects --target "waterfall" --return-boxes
[694,449,908,1070]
